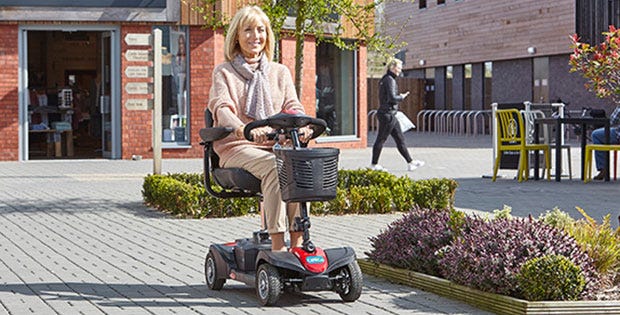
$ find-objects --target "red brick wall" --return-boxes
[120,25,219,159]
[180,26,221,158]
[120,25,153,159]
[0,25,19,161]
[280,35,367,150]
[0,23,365,161]
[280,35,316,117]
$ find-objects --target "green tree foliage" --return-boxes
[193,0,413,96]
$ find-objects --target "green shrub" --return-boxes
[539,207,620,278]
[142,173,258,218]
[143,169,458,219]
[408,178,457,209]
[334,171,457,213]
[310,189,347,215]
[344,185,392,214]
[142,174,202,217]
[517,254,586,301]
[439,217,598,298]
[538,207,576,231]
[337,169,397,188]
[492,205,513,220]
[568,208,620,277]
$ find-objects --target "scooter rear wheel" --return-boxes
[205,251,225,290]
[256,263,282,306]
[335,261,363,302]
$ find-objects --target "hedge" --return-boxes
[142,169,457,218]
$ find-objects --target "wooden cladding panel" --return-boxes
[179,0,251,26]
[367,78,424,121]
[341,0,375,39]
[180,0,205,25]
[384,0,576,69]
[577,0,620,45]
[179,0,374,39]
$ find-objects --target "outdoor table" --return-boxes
[533,117,610,181]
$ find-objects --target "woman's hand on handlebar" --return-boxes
[250,126,273,144]
[298,126,314,143]
[235,125,272,143]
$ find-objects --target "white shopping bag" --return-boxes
[395,111,416,132]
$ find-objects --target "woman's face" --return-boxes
[390,63,403,76]
[237,20,267,59]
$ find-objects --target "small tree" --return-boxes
[569,25,620,105]
[194,0,412,96]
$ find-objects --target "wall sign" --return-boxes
[124,33,151,46]
[125,49,150,62]
[124,99,151,111]
[125,66,151,78]
[125,82,150,94]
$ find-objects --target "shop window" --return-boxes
[445,65,453,110]
[154,26,189,144]
[464,63,472,110]
[315,42,357,137]
[424,68,436,109]
[533,57,549,103]
[484,61,493,109]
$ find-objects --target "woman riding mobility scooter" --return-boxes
[199,111,363,306]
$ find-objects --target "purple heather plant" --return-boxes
[439,216,599,299]
[366,208,469,276]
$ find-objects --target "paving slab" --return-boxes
[5,131,614,314]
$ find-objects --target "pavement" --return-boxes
[0,131,618,315]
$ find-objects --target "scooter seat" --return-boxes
[213,168,262,193]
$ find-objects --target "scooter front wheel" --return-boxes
[205,251,225,290]
[256,263,282,306]
[335,260,363,302]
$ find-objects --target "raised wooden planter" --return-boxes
[358,259,620,314]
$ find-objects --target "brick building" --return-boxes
[0,1,368,161]
[382,0,619,113]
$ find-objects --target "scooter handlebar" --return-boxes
[244,112,327,142]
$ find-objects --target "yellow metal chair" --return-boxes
[583,144,620,182]
[521,109,572,179]
[493,109,551,182]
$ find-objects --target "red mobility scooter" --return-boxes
[199,111,363,306]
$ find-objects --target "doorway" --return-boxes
[533,57,550,103]
[19,25,121,160]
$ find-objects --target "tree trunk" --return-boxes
[294,0,306,98]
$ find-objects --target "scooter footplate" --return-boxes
[301,275,332,291]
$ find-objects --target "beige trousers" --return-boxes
[222,147,300,234]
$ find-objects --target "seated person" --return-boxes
[208,6,312,252]
[591,106,620,180]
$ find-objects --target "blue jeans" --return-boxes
[591,127,620,171]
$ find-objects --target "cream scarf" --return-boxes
[231,54,275,120]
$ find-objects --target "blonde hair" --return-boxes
[386,58,403,72]
[224,6,275,62]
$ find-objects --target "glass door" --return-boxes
[100,31,112,158]
[533,57,549,103]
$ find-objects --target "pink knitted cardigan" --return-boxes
[207,61,305,165]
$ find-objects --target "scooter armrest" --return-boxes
[199,127,234,143]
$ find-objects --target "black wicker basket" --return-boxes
[273,147,339,202]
